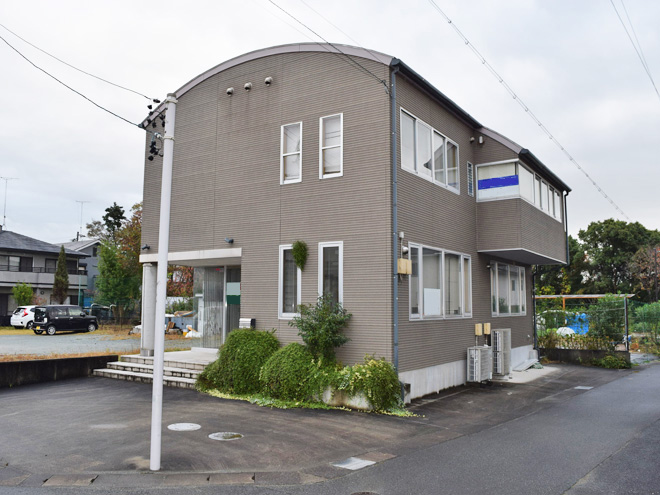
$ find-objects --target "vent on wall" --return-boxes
[467,346,493,382]
[493,328,512,376]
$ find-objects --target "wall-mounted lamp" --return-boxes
[141,244,150,250]
[486,264,491,270]
[244,82,252,91]
[224,237,234,244]
[264,76,273,86]
[402,245,409,255]
[226,87,234,96]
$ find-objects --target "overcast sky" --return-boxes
[1,0,658,244]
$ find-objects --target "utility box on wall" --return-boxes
[397,258,412,275]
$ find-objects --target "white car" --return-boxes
[10,305,36,329]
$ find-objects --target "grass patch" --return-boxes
[0,350,133,362]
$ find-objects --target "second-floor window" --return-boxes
[401,109,460,193]
[281,122,302,184]
[320,114,343,178]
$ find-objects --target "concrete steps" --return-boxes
[93,354,208,389]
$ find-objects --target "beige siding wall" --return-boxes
[142,52,393,365]
[395,75,535,374]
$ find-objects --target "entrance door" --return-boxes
[201,267,224,349]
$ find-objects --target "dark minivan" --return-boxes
[33,305,98,335]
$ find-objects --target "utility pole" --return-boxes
[0,177,18,229]
[75,200,90,241]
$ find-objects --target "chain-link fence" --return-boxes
[535,295,660,355]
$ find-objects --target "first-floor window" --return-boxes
[279,245,301,318]
[490,262,526,316]
[318,241,343,305]
[409,243,471,319]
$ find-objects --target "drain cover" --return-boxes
[167,423,201,431]
[208,432,243,441]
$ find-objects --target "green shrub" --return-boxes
[290,294,351,363]
[12,282,33,306]
[633,302,660,344]
[587,294,624,342]
[196,329,279,394]
[259,343,326,401]
[592,354,631,369]
[336,356,401,411]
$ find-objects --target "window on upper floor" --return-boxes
[400,109,460,193]
[281,122,302,184]
[278,245,301,319]
[476,160,562,221]
[467,162,474,197]
[490,262,526,316]
[318,241,343,305]
[409,243,471,319]
[320,114,343,178]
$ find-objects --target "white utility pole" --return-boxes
[0,177,18,229]
[150,93,177,471]
[75,200,90,241]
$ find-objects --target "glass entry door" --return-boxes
[200,267,224,349]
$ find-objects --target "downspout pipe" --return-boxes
[564,191,570,267]
[391,65,400,375]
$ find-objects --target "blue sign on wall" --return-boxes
[478,175,519,190]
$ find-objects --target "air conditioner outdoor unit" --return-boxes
[492,328,512,376]
[467,346,493,382]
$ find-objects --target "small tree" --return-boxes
[12,282,33,306]
[52,246,69,304]
[289,294,351,363]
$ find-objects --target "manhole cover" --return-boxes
[332,457,376,470]
[208,432,243,441]
[167,423,201,431]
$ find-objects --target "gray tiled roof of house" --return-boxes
[61,238,101,251]
[0,230,87,257]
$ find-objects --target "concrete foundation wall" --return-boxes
[0,355,118,388]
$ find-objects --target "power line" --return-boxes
[426,0,630,221]
[266,0,389,92]
[0,33,143,129]
[609,0,660,103]
[0,22,154,101]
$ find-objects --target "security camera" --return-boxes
[264,76,273,86]
[244,82,252,91]
[226,87,234,96]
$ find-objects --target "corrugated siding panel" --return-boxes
[141,51,393,366]
[394,75,536,373]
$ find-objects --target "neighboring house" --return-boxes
[0,227,88,315]
[62,238,101,306]
[139,43,570,400]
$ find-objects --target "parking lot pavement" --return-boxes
[0,362,638,490]
[0,333,199,356]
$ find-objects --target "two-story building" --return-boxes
[0,228,88,315]
[62,238,101,306]
[139,43,570,399]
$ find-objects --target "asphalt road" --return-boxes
[1,363,659,494]
[0,333,199,355]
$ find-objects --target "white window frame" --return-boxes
[400,108,460,194]
[278,244,301,319]
[475,160,563,223]
[490,261,527,317]
[408,242,472,320]
[280,121,302,185]
[319,113,343,179]
[317,241,343,304]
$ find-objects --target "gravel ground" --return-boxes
[0,333,201,356]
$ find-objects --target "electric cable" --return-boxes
[426,0,630,221]
[609,0,659,103]
[0,22,155,101]
[266,0,389,93]
[0,33,161,133]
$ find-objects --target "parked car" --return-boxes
[33,305,98,335]
[10,305,36,329]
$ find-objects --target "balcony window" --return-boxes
[476,161,563,221]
